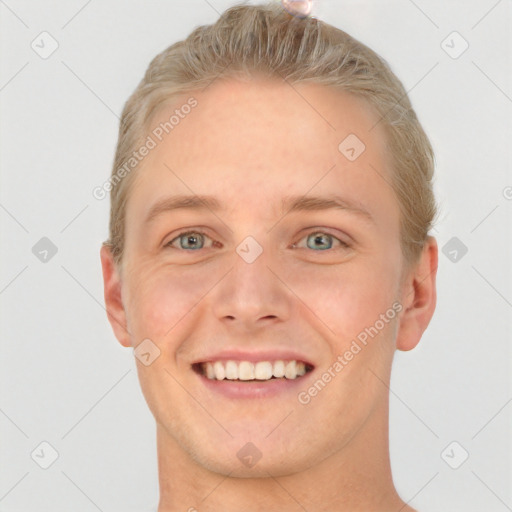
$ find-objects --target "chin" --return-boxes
[193,449,306,478]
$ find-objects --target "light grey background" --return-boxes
[1,0,511,511]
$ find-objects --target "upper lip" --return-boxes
[192,349,315,367]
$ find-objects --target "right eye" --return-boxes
[164,230,219,251]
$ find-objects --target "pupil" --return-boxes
[309,233,331,250]
[183,233,201,249]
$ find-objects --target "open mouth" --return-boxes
[192,360,315,382]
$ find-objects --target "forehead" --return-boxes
[127,77,399,236]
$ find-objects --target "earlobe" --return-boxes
[99,245,132,348]
[395,236,438,352]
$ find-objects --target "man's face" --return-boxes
[117,78,407,476]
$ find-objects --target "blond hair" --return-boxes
[104,1,438,273]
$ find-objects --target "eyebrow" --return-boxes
[144,194,375,225]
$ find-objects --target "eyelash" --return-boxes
[164,229,351,252]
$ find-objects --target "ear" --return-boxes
[395,236,438,352]
[100,245,132,347]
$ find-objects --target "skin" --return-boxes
[101,77,438,511]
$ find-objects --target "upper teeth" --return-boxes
[202,360,307,381]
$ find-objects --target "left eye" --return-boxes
[165,230,349,252]
[293,231,350,251]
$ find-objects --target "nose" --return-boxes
[211,247,292,331]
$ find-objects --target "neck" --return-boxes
[155,395,415,512]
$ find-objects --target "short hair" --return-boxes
[104,1,438,275]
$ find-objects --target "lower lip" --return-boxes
[195,370,314,399]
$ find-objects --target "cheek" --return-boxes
[126,266,205,341]
[290,255,399,342]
